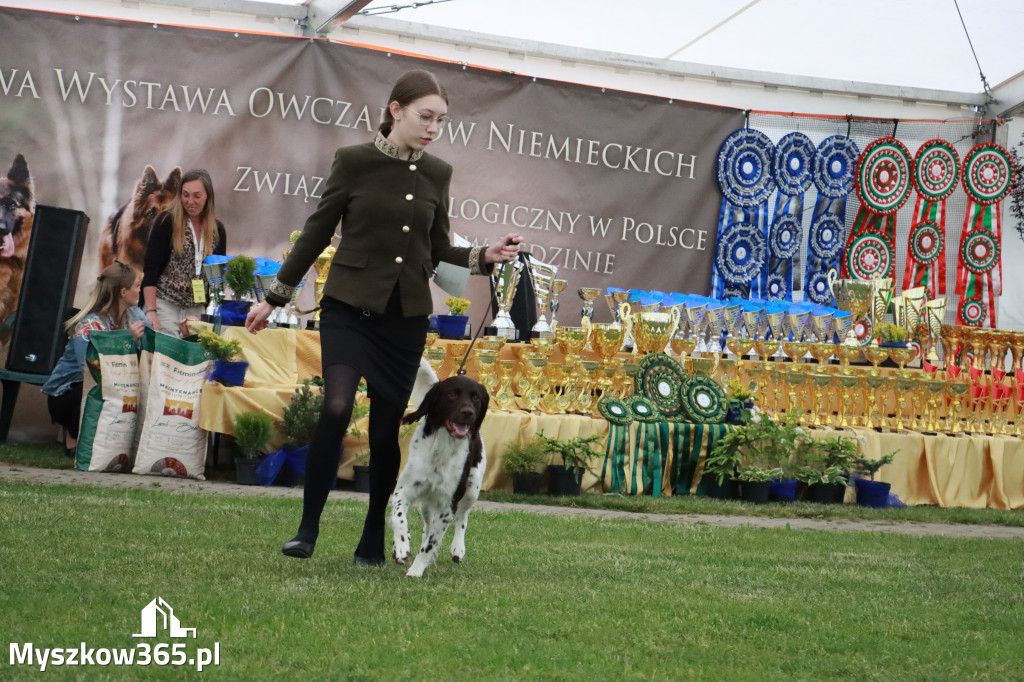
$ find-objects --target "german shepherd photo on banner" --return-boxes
[0,154,35,327]
[98,166,181,275]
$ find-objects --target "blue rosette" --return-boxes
[717,129,777,208]
[714,222,766,285]
[774,132,816,196]
[768,213,801,260]
[814,135,860,199]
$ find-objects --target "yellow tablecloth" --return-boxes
[193,324,1024,509]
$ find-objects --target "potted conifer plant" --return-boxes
[538,431,602,497]
[197,329,248,387]
[501,435,549,495]
[275,376,323,486]
[232,410,276,485]
[853,450,898,508]
[222,254,257,325]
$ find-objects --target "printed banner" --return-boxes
[0,7,743,332]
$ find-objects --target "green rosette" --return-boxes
[635,352,689,419]
[627,394,661,423]
[597,395,633,426]
[680,375,728,424]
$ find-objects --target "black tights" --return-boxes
[294,363,405,560]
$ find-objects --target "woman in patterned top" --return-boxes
[41,261,149,456]
[142,168,227,337]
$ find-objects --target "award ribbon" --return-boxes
[712,128,775,299]
[903,139,958,298]
[804,135,859,305]
[766,132,816,300]
[598,396,633,494]
[841,137,912,281]
[955,143,1013,327]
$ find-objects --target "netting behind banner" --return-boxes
[748,112,1008,326]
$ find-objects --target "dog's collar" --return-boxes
[374,132,425,162]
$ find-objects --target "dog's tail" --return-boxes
[408,356,438,412]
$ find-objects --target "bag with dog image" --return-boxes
[132,328,213,479]
[76,329,141,473]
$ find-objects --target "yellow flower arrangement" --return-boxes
[445,296,471,316]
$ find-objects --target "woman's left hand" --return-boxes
[483,233,522,264]
[129,320,145,343]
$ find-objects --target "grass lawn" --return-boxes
[1,480,1022,681]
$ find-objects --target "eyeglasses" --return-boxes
[402,106,449,128]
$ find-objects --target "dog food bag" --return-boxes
[132,329,212,479]
[76,329,140,473]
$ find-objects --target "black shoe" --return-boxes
[353,553,385,567]
[281,539,315,559]
[64,447,76,459]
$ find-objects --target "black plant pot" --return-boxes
[701,476,739,500]
[547,465,582,496]
[276,467,305,488]
[512,472,545,495]
[352,465,371,493]
[808,482,847,505]
[740,480,771,504]
[234,457,262,485]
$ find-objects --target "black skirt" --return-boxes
[319,290,429,407]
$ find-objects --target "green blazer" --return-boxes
[267,133,488,316]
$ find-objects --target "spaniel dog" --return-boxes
[390,374,488,577]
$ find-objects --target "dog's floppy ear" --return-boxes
[473,383,489,433]
[402,381,444,435]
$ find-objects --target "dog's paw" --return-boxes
[405,564,425,578]
[452,554,463,564]
[392,550,409,566]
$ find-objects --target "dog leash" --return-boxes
[455,276,498,376]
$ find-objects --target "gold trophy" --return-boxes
[577,287,602,326]
[307,244,336,329]
[902,286,926,334]
[527,257,558,338]
[619,302,679,356]
[828,270,874,347]
[549,278,567,329]
[924,298,946,365]
[490,259,524,340]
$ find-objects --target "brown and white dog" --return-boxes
[390,374,489,577]
[98,166,181,275]
[0,154,34,325]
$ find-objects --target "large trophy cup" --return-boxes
[491,259,523,340]
[202,255,229,320]
[306,245,336,329]
[527,257,558,338]
[827,269,874,347]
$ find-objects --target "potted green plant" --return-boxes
[796,435,857,504]
[707,410,800,504]
[852,450,898,508]
[271,377,324,486]
[437,296,470,339]
[197,329,247,387]
[232,409,276,485]
[701,436,741,500]
[537,431,602,496]
[221,254,257,325]
[724,378,758,424]
[876,323,909,348]
[501,436,549,495]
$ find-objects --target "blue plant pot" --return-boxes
[854,477,892,508]
[769,478,798,502]
[436,314,469,340]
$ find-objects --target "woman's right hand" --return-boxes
[245,300,274,334]
[146,310,162,333]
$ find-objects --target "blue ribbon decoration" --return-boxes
[713,129,776,300]
[804,135,860,305]
[765,132,816,301]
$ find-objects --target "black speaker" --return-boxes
[6,205,89,374]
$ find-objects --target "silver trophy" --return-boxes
[254,271,277,326]
[527,257,558,338]
[491,259,523,340]
[202,259,227,318]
